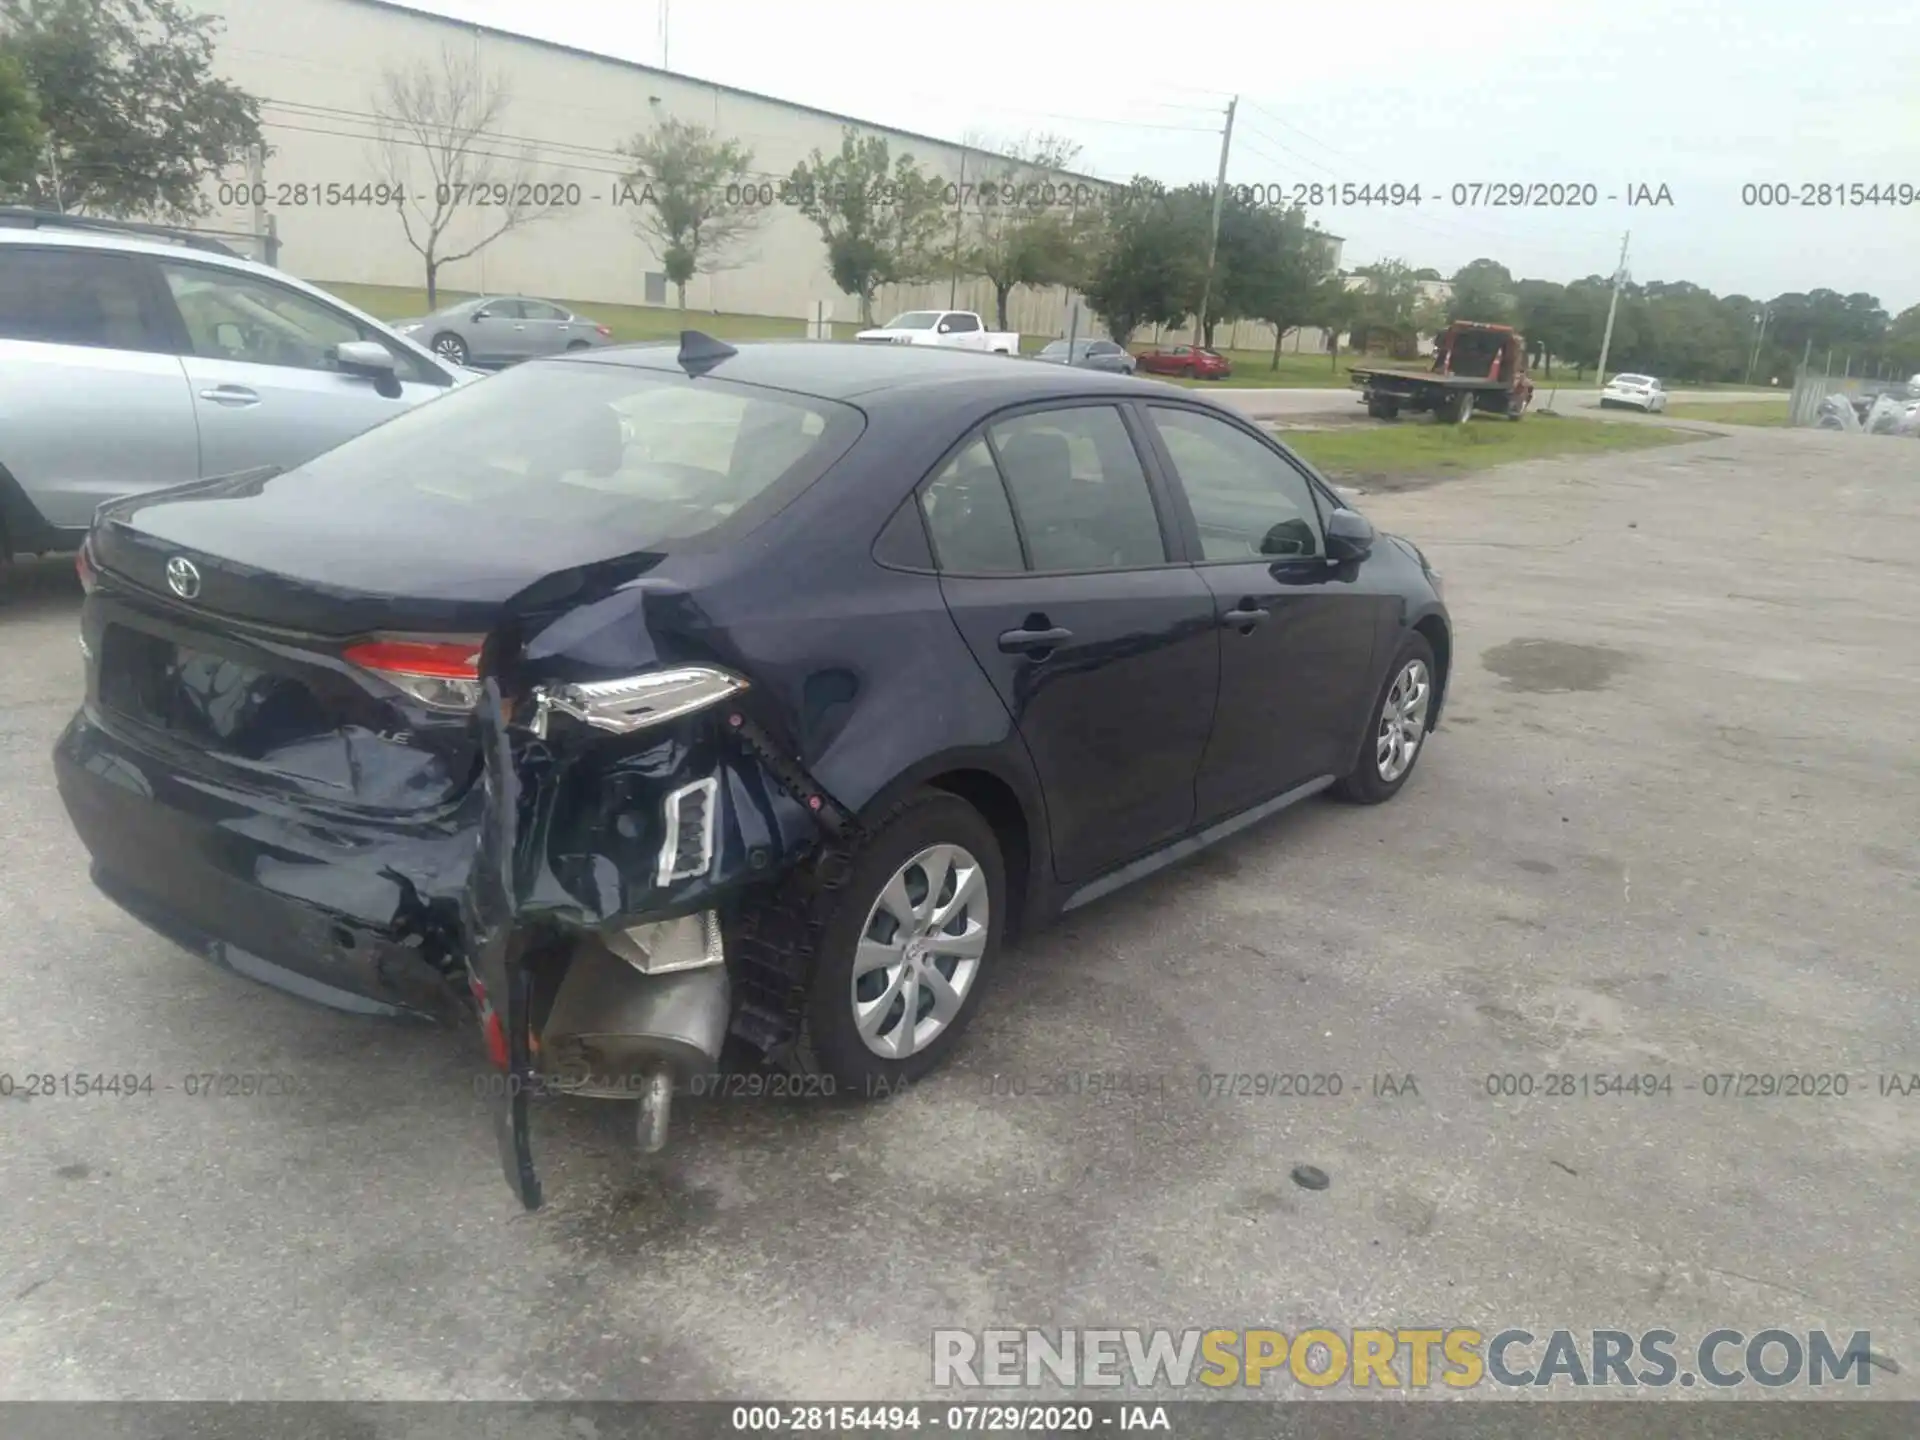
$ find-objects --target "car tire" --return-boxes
[1334,633,1438,805]
[432,332,469,365]
[565,340,590,351]
[768,789,1005,1094]
[1182,365,1197,379]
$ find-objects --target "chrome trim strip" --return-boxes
[656,776,720,887]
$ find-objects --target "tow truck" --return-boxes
[1350,320,1535,423]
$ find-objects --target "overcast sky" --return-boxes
[387,0,1920,311]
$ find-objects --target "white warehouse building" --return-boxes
[186,0,1130,336]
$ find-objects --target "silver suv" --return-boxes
[0,210,476,562]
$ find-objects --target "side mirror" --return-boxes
[937,323,952,334]
[1324,507,1375,562]
[335,340,403,397]
[471,308,491,322]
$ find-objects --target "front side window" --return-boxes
[158,262,436,383]
[989,406,1166,572]
[1148,406,1324,561]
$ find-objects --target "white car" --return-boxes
[1599,373,1668,412]
[854,309,1019,354]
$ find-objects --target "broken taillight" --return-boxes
[594,324,612,337]
[342,637,484,711]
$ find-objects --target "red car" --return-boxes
[1133,344,1233,380]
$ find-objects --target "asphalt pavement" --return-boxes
[1,423,1915,1402]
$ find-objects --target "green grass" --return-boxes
[1663,399,1791,426]
[1283,413,1704,482]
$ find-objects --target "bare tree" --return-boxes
[617,118,767,313]
[963,132,1091,331]
[371,45,567,307]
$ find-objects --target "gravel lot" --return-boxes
[1,424,1915,1403]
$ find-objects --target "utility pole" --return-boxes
[1744,305,1769,385]
[1592,230,1629,387]
[1192,95,1237,349]
[44,136,64,213]
[947,145,967,309]
[248,144,267,249]
[659,0,670,69]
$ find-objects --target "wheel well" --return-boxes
[1414,614,1451,724]
[925,768,1032,938]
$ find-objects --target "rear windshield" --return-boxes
[284,360,861,548]
[1614,375,1652,385]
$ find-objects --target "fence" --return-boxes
[1786,368,1914,428]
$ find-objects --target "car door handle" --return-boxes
[1222,605,1270,630]
[198,385,260,406]
[998,625,1073,654]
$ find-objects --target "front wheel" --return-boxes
[1182,365,1197,379]
[778,790,1005,1092]
[1334,634,1437,804]
[432,332,469,365]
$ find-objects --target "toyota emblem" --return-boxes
[166,556,202,600]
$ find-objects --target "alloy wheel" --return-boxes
[851,844,989,1060]
[433,334,467,364]
[1376,658,1431,782]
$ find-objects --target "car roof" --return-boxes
[0,221,268,268]
[557,339,1210,406]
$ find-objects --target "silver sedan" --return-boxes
[392,296,614,368]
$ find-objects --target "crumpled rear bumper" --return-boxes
[55,707,475,1018]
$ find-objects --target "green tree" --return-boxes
[962,133,1088,331]
[789,128,949,325]
[1081,177,1204,348]
[0,0,263,219]
[1223,204,1324,369]
[619,117,766,313]
[0,48,40,197]
[1447,257,1516,324]
[1514,278,1567,375]
[1350,258,1420,352]
[1307,275,1360,370]
[1884,303,1920,372]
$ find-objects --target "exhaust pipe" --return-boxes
[538,927,730,1152]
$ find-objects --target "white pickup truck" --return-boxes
[854,310,1019,354]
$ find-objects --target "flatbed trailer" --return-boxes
[1350,321,1535,423]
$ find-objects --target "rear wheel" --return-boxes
[1334,634,1437,804]
[776,790,1005,1093]
[565,339,590,351]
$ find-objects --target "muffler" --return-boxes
[538,919,730,1153]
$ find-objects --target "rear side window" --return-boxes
[920,437,1024,573]
[946,313,981,333]
[280,363,859,548]
[0,247,170,352]
[989,406,1166,571]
